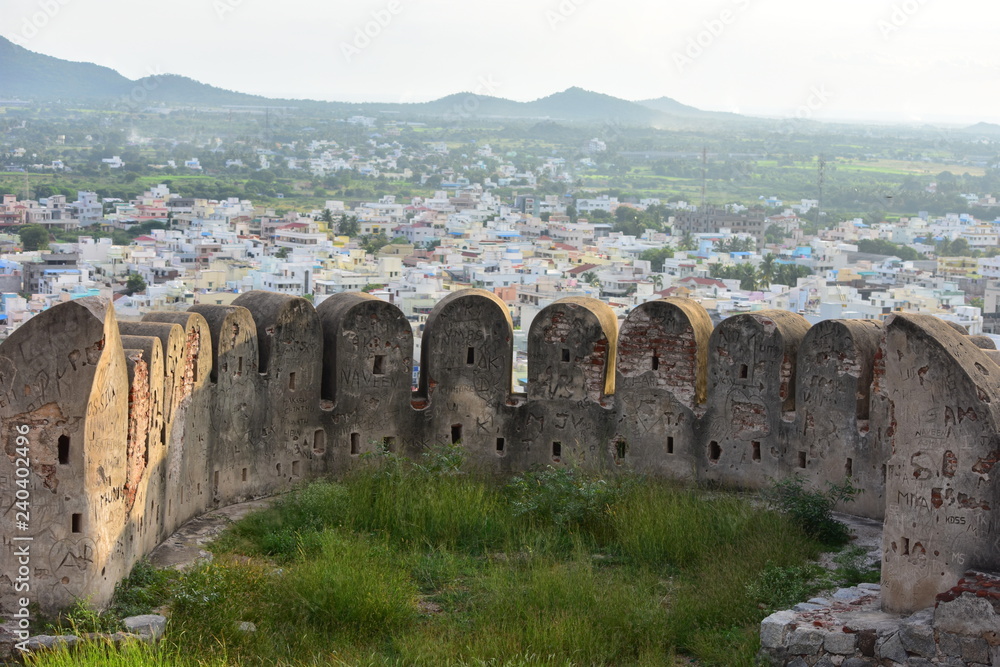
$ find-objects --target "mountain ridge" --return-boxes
[0,36,731,124]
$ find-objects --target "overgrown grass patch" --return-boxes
[32,454,846,667]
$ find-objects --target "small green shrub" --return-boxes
[414,441,466,474]
[505,466,622,531]
[765,476,856,546]
[833,546,881,586]
[107,559,178,618]
[38,597,121,635]
[745,563,824,614]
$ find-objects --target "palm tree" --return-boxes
[759,253,776,288]
[679,231,696,251]
[737,263,758,291]
[651,274,664,292]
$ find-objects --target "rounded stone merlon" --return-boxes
[141,311,213,387]
[528,296,617,401]
[315,293,413,405]
[708,309,810,413]
[231,290,319,376]
[616,298,712,408]
[187,305,259,383]
[968,335,997,350]
[420,288,514,399]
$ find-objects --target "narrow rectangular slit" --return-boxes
[58,435,70,465]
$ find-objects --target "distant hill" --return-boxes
[0,36,730,125]
[636,96,738,120]
[524,87,663,123]
[0,36,131,99]
[962,122,1000,137]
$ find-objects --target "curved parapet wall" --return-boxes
[5,291,1000,618]
[0,298,129,614]
[879,313,1000,613]
[701,310,810,490]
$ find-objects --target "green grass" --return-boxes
[30,451,836,667]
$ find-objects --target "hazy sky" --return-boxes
[2,0,997,124]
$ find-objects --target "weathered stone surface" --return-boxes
[935,593,1000,636]
[123,614,166,641]
[823,630,857,655]
[939,631,963,657]
[842,658,877,667]
[960,636,990,663]
[25,634,80,651]
[760,610,797,649]
[899,612,936,658]
[787,627,825,655]
[0,298,129,614]
[795,319,884,518]
[879,314,1000,614]
[612,299,710,480]
[875,631,907,662]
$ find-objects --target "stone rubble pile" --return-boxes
[759,572,1000,666]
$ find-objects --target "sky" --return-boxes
[1,0,998,125]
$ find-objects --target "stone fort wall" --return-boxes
[1,289,999,616]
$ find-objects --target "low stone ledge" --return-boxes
[759,573,1000,666]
